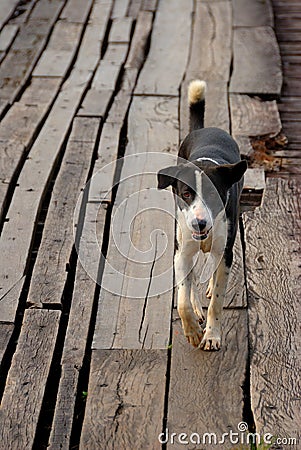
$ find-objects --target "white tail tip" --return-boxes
[188,80,207,105]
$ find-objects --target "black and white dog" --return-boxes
[157,80,247,351]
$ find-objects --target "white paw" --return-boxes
[194,306,205,324]
[200,327,221,351]
[183,320,203,348]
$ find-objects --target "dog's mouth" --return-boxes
[191,227,212,241]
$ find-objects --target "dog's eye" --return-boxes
[183,191,191,199]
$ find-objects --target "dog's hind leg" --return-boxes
[200,256,231,351]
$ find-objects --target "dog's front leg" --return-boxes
[175,247,203,347]
[201,256,230,351]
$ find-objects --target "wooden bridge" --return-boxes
[0,0,300,449]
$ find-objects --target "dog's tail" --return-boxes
[188,79,206,132]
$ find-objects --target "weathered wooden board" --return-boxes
[0,5,64,104]
[26,118,99,308]
[48,203,106,448]
[0,24,18,52]
[80,349,167,450]
[127,0,142,17]
[111,0,131,18]
[233,0,273,27]
[60,0,93,23]
[135,0,192,95]
[0,0,19,30]
[180,1,232,139]
[244,178,301,445]
[48,364,80,450]
[141,0,158,11]
[109,17,133,43]
[230,27,282,96]
[230,94,282,157]
[0,11,106,321]
[125,11,153,69]
[0,323,14,366]
[92,96,178,350]
[0,310,61,449]
[195,229,247,308]
[30,0,65,21]
[167,309,248,450]
[33,21,83,77]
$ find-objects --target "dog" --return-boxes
[157,80,247,351]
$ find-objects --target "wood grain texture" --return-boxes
[26,118,99,308]
[109,17,133,43]
[0,5,107,321]
[230,27,282,95]
[60,0,93,23]
[0,24,19,52]
[93,96,178,349]
[135,0,192,95]
[0,310,61,450]
[125,11,153,70]
[0,2,64,104]
[244,178,301,445]
[48,365,79,450]
[230,94,282,157]
[0,323,14,366]
[233,0,273,27]
[0,0,19,30]
[112,0,130,18]
[33,21,83,77]
[48,203,106,449]
[80,349,167,450]
[180,1,232,139]
[167,309,248,450]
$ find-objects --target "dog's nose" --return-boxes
[191,218,207,231]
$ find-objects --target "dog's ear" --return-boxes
[215,160,247,188]
[157,166,180,189]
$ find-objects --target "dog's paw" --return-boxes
[200,328,221,351]
[183,321,203,348]
[206,277,214,299]
[192,302,205,324]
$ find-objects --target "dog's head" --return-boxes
[157,160,247,241]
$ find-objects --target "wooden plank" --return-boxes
[180,1,232,139]
[0,323,14,367]
[26,118,100,308]
[30,0,65,21]
[167,309,248,450]
[125,11,153,70]
[0,0,19,30]
[135,0,193,95]
[33,21,83,77]
[193,1,232,82]
[233,0,273,27]
[0,310,61,450]
[92,96,178,349]
[112,0,131,18]
[230,27,282,96]
[48,203,107,448]
[80,349,167,450]
[60,0,93,23]
[0,24,18,52]
[141,0,158,11]
[195,230,247,308]
[127,0,142,17]
[230,94,282,157]
[0,5,110,322]
[244,178,301,444]
[0,4,64,104]
[48,365,80,450]
[109,17,133,43]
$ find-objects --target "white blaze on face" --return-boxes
[183,170,213,232]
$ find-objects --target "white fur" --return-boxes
[188,79,207,105]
